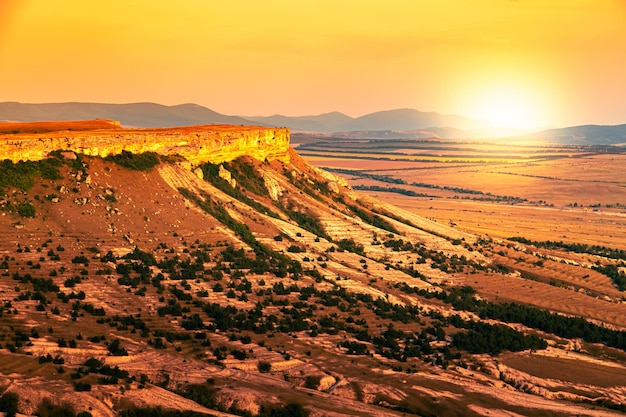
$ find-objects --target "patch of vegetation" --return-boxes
[107,338,128,356]
[0,158,63,195]
[178,188,271,257]
[258,361,272,373]
[353,184,438,198]
[406,284,626,352]
[0,391,19,417]
[225,159,270,197]
[591,264,626,291]
[278,204,328,239]
[509,237,626,261]
[199,161,278,218]
[451,320,547,355]
[328,168,528,202]
[48,150,87,171]
[509,237,626,290]
[16,200,36,217]
[336,238,365,256]
[346,203,399,234]
[35,397,81,417]
[105,151,160,171]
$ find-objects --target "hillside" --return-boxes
[525,124,626,145]
[0,123,626,417]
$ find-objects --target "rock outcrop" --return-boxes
[0,121,290,165]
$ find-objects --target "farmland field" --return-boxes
[298,136,626,249]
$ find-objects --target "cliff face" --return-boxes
[0,122,290,165]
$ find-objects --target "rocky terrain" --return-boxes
[0,121,625,416]
[0,120,289,165]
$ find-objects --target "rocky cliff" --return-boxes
[0,120,290,165]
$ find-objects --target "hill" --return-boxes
[0,102,255,128]
[245,111,354,133]
[248,108,484,133]
[1,102,482,133]
[0,123,625,416]
[526,124,626,145]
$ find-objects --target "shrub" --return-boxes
[107,338,128,356]
[258,361,271,373]
[105,151,160,171]
[0,158,62,196]
[74,381,92,392]
[0,391,19,417]
[71,256,90,266]
[35,398,76,417]
[16,201,35,218]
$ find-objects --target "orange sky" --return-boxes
[1,0,625,127]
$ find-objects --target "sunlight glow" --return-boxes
[471,87,542,130]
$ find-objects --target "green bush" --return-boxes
[0,158,62,196]
[17,201,36,217]
[336,238,364,256]
[105,151,160,171]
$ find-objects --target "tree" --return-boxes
[107,338,128,356]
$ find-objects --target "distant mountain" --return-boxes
[0,102,483,132]
[249,108,483,133]
[246,111,354,132]
[346,108,483,131]
[2,102,625,145]
[0,102,255,128]
[527,124,626,145]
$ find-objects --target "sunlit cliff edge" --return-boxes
[0,119,291,165]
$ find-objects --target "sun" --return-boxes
[466,85,544,130]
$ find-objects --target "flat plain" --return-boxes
[299,138,626,248]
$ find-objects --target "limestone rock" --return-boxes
[327,181,339,194]
[263,173,284,201]
[218,165,236,188]
[313,166,350,193]
[0,125,291,166]
[317,375,337,391]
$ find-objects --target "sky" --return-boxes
[1,0,625,128]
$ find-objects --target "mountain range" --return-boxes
[1,101,626,145]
